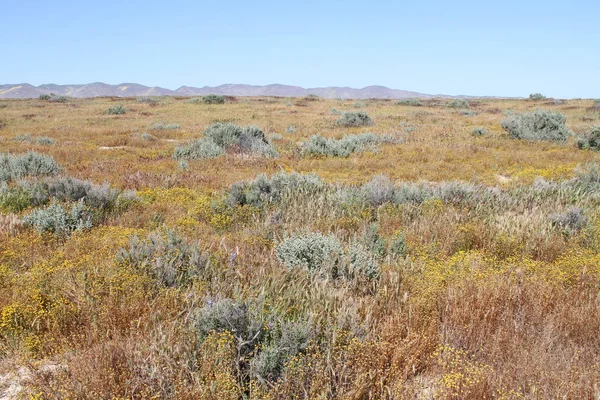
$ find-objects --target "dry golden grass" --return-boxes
[1,95,600,399]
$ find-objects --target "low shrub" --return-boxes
[202,94,225,104]
[336,112,373,127]
[576,126,600,151]
[104,105,127,115]
[35,136,56,145]
[117,228,210,287]
[396,98,423,106]
[0,152,60,182]
[137,96,160,105]
[149,122,180,130]
[550,207,588,236]
[448,99,470,108]
[227,172,325,208]
[529,93,547,100]
[140,132,156,141]
[286,125,297,134]
[275,231,343,274]
[22,199,92,237]
[501,109,571,141]
[472,127,489,136]
[301,132,401,158]
[460,109,477,116]
[174,123,277,161]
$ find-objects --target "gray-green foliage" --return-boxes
[460,109,477,116]
[286,125,297,134]
[40,93,68,103]
[550,207,588,236]
[174,123,278,162]
[104,105,127,115]
[140,132,156,141]
[251,319,313,381]
[276,231,343,274]
[202,94,225,104]
[576,126,600,151]
[448,99,470,108]
[117,228,210,287]
[14,135,56,145]
[529,93,547,100]
[275,229,382,280]
[22,199,92,236]
[472,127,489,136]
[301,132,401,158]
[0,152,60,182]
[501,109,571,141]
[149,122,180,130]
[396,98,423,106]
[137,96,160,105]
[336,111,373,127]
[228,172,325,208]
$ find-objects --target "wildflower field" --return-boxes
[1,94,600,398]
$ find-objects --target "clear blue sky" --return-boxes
[2,0,598,98]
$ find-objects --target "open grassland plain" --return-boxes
[1,95,600,399]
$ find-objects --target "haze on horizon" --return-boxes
[2,0,599,98]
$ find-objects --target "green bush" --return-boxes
[104,105,127,115]
[529,93,547,100]
[117,228,210,287]
[0,152,60,182]
[137,96,160,105]
[472,127,489,136]
[0,183,31,212]
[576,126,600,151]
[39,94,51,101]
[276,231,343,274]
[140,132,156,141]
[174,123,278,162]
[396,98,423,106]
[448,99,470,108]
[149,122,180,130]
[301,132,400,158]
[336,111,373,127]
[22,199,92,237]
[202,94,225,104]
[227,172,325,208]
[550,207,588,236]
[501,109,571,141]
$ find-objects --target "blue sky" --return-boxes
[2,0,598,97]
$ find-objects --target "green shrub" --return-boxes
[529,93,547,100]
[227,172,325,208]
[304,94,320,101]
[550,207,588,236]
[104,105,127,115]
[396,98,423,106]
[388,231,408,258]
[47,94,68,103]
[301,132,400,158]
[140,132,156,141]
[0,152,60,182]
[174,123,277,162]
[460,109,477,116]
[202,94,225,104]
[472,127,489,136]
[117,228,210,287]
[501,109,571,141]
[39,94,51,101]
[173,138,224,161]
[361,174,395,206]
[286,125,297,134]
[448,99,470,108]
[0,183,31,212]
[250,319,313,381]
[276,231,343,274]
[137,96,159,105]
[149,122,180,130]
[35,136,56,145]
[22,199,92,237]
[576,126,600,151]
[336,111,373,127]
[14,134,32,142]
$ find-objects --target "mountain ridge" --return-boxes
[0,82,480,99]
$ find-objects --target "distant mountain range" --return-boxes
[0,82,467,100]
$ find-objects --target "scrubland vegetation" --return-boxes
[1,94,600,398]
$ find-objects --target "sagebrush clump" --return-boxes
[174,123,278,161]
[202,94,225,104]
[22,199,92,236]
[0,152,60,182]
[301,132,402,158]
[104,105,127,115]
[472,127,489,136]
[336,111,373,127]
[576,126,600,151]
[501,109,571,141]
